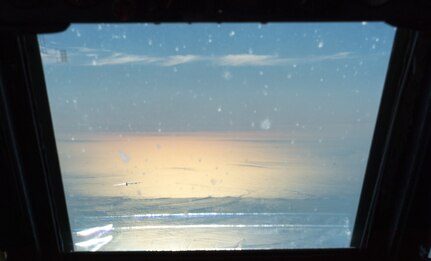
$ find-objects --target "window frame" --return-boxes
[1,23,431,261]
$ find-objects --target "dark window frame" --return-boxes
[1,16,431,261]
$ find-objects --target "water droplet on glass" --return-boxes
[222,71,232,80]
[260,118,271,130]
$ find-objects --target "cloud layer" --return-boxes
[41,47,353,67]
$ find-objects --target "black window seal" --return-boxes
[350,28,418,248]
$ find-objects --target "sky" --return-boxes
[40,22,395,135]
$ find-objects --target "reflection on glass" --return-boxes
[39,23,394,251]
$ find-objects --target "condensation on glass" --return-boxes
[39,22,395,251]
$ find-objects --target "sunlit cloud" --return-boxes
[161,55,203,66]
[216,52,353,66]
[92,53,161,66]
[301,52,353,63]
[73,47,106,53]
[217,54,283,66]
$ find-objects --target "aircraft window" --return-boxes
[38,22,394,251]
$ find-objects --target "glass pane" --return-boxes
[39,22,394,251]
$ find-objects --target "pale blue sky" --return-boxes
[40,23,395,135]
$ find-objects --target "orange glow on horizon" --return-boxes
[57,132,336,199]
